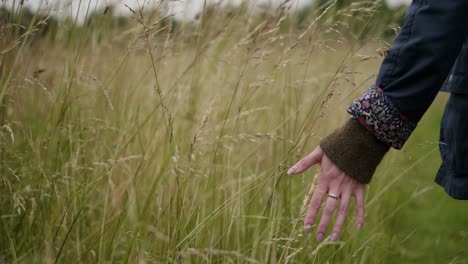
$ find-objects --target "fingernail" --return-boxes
[330,232,339,242]
[357,224,362,230]
[304,225,312,234]
[287,166,297,175]
[316,232,324,243]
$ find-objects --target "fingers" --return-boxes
[315,189,339,242]
[330,192,351,241]
[304,183,327,233]
[299,151,367,242]
[354,186,365,230]
[303,179,366,243]
[287,147,323,175]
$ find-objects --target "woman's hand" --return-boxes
[288,146,366,242]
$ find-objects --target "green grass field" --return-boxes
[1,2,467,263]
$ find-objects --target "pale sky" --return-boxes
[2,0,411,24]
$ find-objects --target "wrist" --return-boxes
[320,119,390,183]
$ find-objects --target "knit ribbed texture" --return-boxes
[320,119,390,184]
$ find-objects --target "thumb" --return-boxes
[287,146,323,175]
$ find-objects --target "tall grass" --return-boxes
[1,1,467,263]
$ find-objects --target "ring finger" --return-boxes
[330,191,351,241]
[316,188,340,242]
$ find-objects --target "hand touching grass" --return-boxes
[288,146,365,243]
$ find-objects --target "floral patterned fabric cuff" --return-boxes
[347,85,417,150]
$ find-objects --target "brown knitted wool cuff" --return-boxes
[320,119,390,184]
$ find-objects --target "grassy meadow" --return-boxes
[1,1,468,263]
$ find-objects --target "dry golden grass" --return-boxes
[1,2,467,263]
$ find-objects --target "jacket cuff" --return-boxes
[347,85,417,149]
[320,119,390,184]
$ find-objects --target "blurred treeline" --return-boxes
[1,0,407,43]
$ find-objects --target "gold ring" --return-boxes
[328,193,340,200]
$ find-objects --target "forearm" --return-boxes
[321,0,468,183]
[376,0,468,123]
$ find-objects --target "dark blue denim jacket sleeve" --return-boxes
[347,0,468,149]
